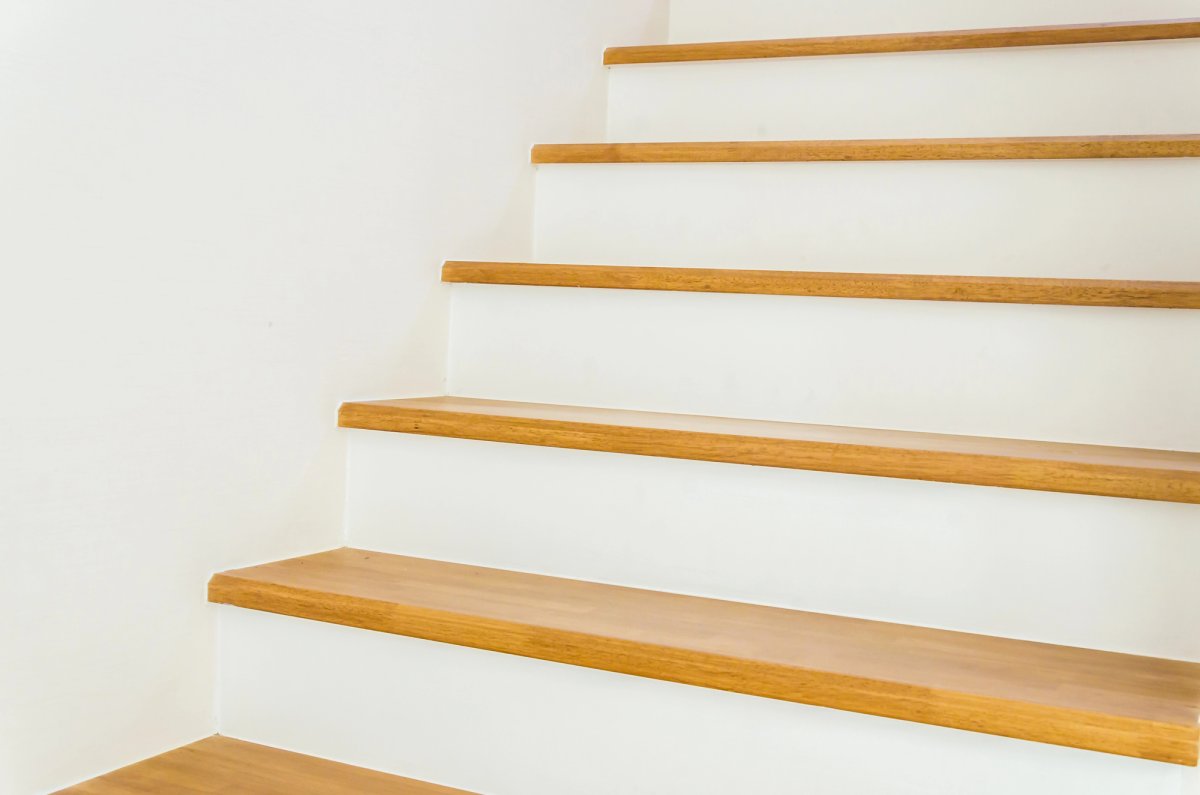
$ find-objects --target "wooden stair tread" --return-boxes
[530,134,1200,164]
[442,261,1200,308]
[337,396,1200,503]
[209,548,1200,765]
[604,18,1200,64]
[57,735,470,794]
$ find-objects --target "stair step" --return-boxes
[606,35,1200,142]
[337,397,1200,503]
[605,18,1200,64]
[668,1,1200,44]
[532,134,1200,164]
[442,262,1200,308]
[346,428,1200,662]
[56,735,469,794]
[532,159,1199,280]
[447,284,1200,449]
[209,548,1200,765]
[221,604,1196,795]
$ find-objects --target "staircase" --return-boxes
[66,6,1200,794]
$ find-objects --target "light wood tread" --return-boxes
[337,396,1200,503]
[442,262,1200,308]
[530,134,1200,164]
[604,18,1200,64]
[56,735,471,794]
[209,548,1200,765]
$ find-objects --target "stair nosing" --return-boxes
[441,262,1200,308]
[531,134,1200,164]
[604,18,1200,65]
[336,396,1200,504]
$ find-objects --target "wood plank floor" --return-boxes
[56,735,471,794]
[441,261,1200,308]
[337,396,1200,503]
[209,549,1200,765]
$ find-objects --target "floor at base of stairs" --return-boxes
[55,735,472,794]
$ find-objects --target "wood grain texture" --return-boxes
[604,18,1200,64]
[530,134,1200,164]
[209,549,1200,765]
[337,396,1200,503]
[56,735,471,794]
[442,261,1200,308]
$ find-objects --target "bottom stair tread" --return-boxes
[208,548,1200,765]
[57,735,471,794]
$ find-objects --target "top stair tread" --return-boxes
[605,18,1200,64]
[530,134,1200,164]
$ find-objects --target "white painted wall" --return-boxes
[0,2,666,793]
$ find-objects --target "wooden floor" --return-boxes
[337,396,1200,503]
[57,736,470,794]
[209,548,1200,765]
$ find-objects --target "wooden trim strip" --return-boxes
[531,135,1200,164]
[57,735,472,794]
[604,18,1200,65]
[337,397,1200,504]
[209,549,1200,765]
[442,262,1200,308]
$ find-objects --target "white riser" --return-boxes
[218,607,1197,795]
[668,0,1200,43]
[448,285,1200,449]
[607,41,1200,141]
[532,161,1200,280]
[344,431,1200,662]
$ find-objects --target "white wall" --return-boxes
[0,2,666,792]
